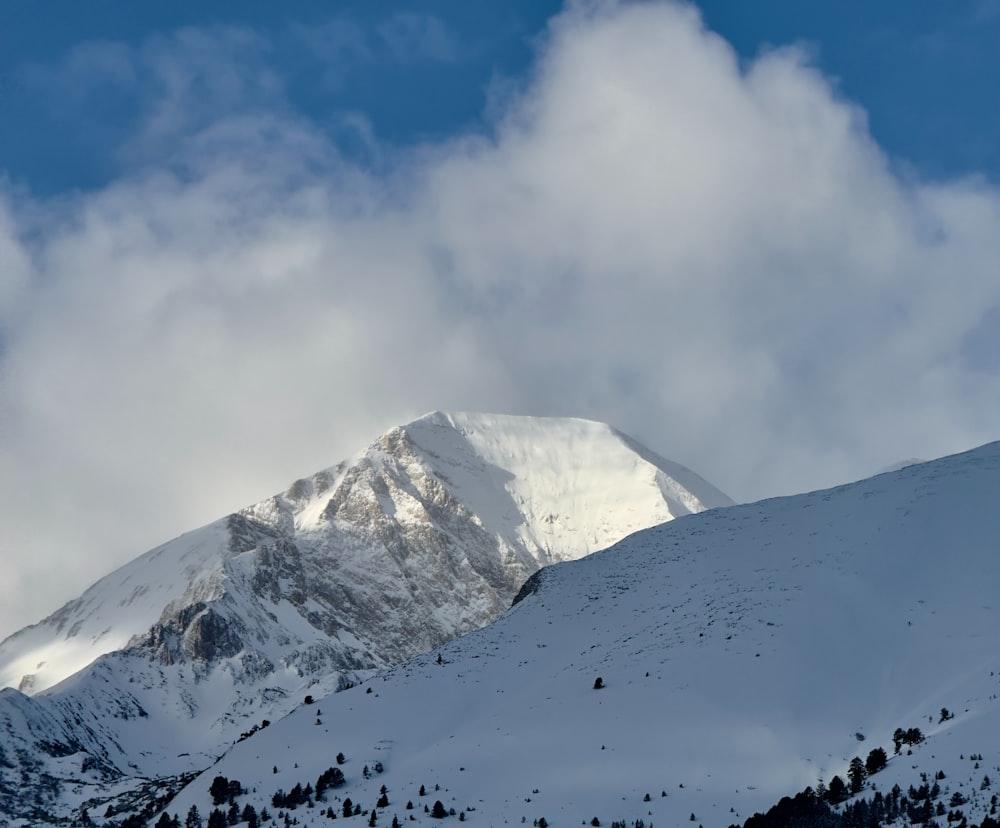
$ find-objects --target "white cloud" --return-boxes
[2,0,1000,638]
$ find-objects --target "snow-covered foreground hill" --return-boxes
[156,440,1000,828]
[0,412,729,824]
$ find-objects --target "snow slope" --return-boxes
[0,412,729,823]
[154,440,1000,828]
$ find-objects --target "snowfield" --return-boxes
[157,439,1000,828]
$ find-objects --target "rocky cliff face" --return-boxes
[0,411,731,823]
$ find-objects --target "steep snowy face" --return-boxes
[0,521,232,696]
[0,413,729,823]
[400,412,732,563]
[160,440,1000,828]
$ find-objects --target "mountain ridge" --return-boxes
[0,411,729,823]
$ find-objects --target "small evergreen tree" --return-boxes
[186,805,203,828]
[229,779,244,802]
[344,799,354,819]
[827,775,848,804]
[865,747,888,775]
[211,776,231,806]
[848,757,867,794]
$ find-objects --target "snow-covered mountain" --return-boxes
[147,439,1000,828]
[0,412,730,824]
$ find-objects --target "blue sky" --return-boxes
[1,1,999,638]
[2,1,998,195]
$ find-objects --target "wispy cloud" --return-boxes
[377,13,463,63]
[291,12,462,75]
[1,1,999,638]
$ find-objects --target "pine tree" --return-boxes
[865,747,888,775]
[848,757,867,794]
[211,776,230,806]
[827,775,848,804]
[229,779,244,802]
[186,805,203,828]
[432,801,447,819]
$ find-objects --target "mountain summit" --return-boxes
[0,412,730,697]
[0,412,729,821]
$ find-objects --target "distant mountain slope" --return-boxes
[158,440,1000,828]
[0,412,729,823]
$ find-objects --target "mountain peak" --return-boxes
[0,413,729,821]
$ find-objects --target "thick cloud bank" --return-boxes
[2,1,999,637]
